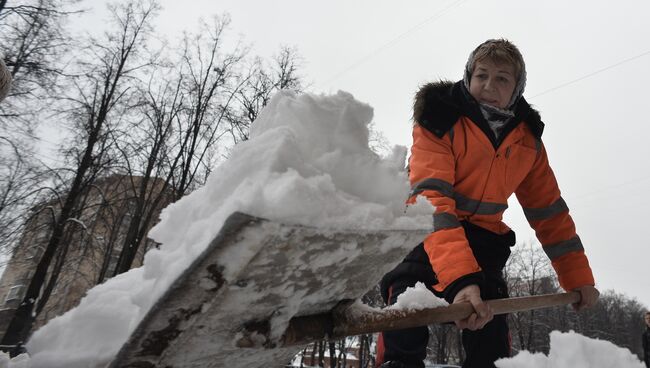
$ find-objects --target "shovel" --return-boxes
[264,291,581,347]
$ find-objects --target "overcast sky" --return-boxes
[72,1,650,308]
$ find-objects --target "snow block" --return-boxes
[109,212,428,368]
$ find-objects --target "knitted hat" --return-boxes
[462,39,527,110]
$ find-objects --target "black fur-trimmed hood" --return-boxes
[412,80,544,141]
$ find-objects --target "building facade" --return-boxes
[0,174,172,337]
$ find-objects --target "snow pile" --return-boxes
[20,90,433,368]
[389,282,448,310]
[0,353,29,368]
[495,330,644,368]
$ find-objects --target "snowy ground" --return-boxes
[496,330,644,368]
[1,90,645,367]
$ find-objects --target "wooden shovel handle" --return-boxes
[280,292,581,346]
[485,291,580,316]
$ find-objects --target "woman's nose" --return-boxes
[483,78,494,91]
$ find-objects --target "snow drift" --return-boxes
[495,330,644,368]
[19,90,432,367]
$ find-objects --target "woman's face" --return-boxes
[469,59,517,109]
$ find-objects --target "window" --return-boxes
[108,251,122,276]
[5,285,26,303]
[25,245,45,260]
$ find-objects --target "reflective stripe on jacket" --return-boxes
[409,80,594,293]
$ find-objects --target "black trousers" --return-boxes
[377,221,514,368]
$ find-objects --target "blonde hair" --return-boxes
[472,39,523,78]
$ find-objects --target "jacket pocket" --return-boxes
[505,143,538,191]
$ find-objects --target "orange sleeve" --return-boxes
[515,142,595,291]
[409,124,481,292]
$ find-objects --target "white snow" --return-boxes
[495,330,644,368]
[388,282,448,310]
[0,353,29,368]
[16,90,433,368]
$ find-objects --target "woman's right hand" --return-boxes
[452,284,493,330]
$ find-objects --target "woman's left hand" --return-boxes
[572,285,600,311]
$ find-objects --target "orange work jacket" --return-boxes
[409,81,595,294]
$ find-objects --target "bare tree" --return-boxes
[228,46,303,143]
[106,70,181,277]
[357,334,375,368]
[502,240,648,358]
[0,0,76,135]
[109,14,247,275]
[0,0,158,353]
[0,0,76,259]
[427,324,454,364]
[560,291,646,358]
[0,138,43,254]
[105,14,306,277]
[504,240,557,353]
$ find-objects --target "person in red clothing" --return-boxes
[376,39,599,368]
[641,312,650,368]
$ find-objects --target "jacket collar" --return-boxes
[413,80,544,143]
